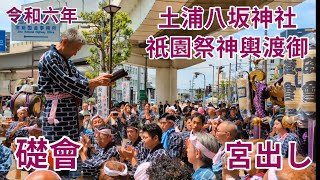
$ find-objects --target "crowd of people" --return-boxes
[0,99,316,180]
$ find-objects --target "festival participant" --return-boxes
[88,101,97,115]
[119,122,148,173]
[191,112,207,133]
[181,116,193,165]
[183,99,193,117]
[210,116,223,137]
[5,106,29,141]
[38,28,113,178]
[104,109,126,146]
[158,113,183,158]
[139,103,155,125]
[181,116,193,142]
[0,144,12,178]
[78,113,92,136]
[120,103,136,125]
[38,27,113,143]
[25,170,61,180]
[220,108,227,120]
[151,104,160,122]
[212,121,238,179]
[81,126,119,179]
[268,115,302,158]
[120,123,167,174]
[173,100,183,115]
[80,103,91,117]
[99,160,129,180]
[146,156,193,180]
[83,114,106,156]
[186,132,219,180]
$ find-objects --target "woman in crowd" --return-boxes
[5,107,29,141]
[268,115,302,158]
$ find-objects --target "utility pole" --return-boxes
[209,64,214,97]
[144,55,148,103]
[264,30,268,84]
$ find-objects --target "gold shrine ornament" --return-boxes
[249,69,266,91]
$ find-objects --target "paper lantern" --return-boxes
[301,49,316,119]
[236,73,252,119]
[283,55,302,116]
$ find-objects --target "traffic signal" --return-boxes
[218,66,224,74]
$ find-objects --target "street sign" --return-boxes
[5,32,10,53]
[11,15,60,42]
[122,81,130,102]
[139,90,146,101]
[0,30,5,52]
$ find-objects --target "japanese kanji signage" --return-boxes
[96,85,108,119]
[145,6,309,60]
[122,81,130,102]
[7,5,78,41]
[11,14,60,41]
[14,136,82,171]
[0,30,6,52]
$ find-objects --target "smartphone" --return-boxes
[110,69,128,83]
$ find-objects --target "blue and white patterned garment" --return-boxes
[132,144,168,174]
[105,117,125,146]
[124,137,149,172]
[38,45,92,143]
[181,130,191,150]
[270,132,301,158]
[82,143,120,180]
[192,165,216,180]
[165,130,183,158]
[38,45,93,179]
[5,121,29,140]
[0,144,12,176]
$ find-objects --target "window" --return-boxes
[271,60,274,63]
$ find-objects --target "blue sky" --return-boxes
[0,0,316,89]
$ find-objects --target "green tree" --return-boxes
[79,2,133,78]
[183,93,190,100]
[196,92,204,100]
[269,73,281,85]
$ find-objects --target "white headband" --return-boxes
[94,128,112,135]
[104,162,128,177]
[189,133,216,159]
[17,106,28,113]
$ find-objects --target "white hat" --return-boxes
[168,106,177,112]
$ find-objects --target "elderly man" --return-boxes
[212,121,238,180]
[186,132,219,180]
[80,125,119,180]
[38,28,113,179]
